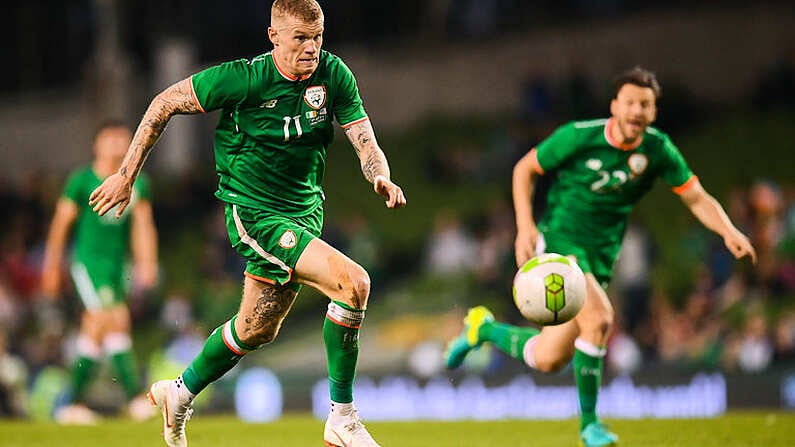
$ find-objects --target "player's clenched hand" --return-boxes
[724,230,757,264]
[373,175,407,209]
[514,227,539,267]
[89,173,134,218]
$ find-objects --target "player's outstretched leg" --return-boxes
[147,378,195,447]
[324,402,381,447]
[444,306,495,369]
[579,420,618,447]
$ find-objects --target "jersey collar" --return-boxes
[604,117,643,151]
[271,51,312,82]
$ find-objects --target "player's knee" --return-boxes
[581,307,614,338]
[351,268,371,308]
[335,264,370,310]
[599,307,615,335]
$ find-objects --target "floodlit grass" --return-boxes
[2,411,794,447]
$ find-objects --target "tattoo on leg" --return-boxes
[243,285,296,342]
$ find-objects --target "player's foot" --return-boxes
[579,421,618,447]
[128,393,158,421]
[147,380,194,447]
[54,403,100,425]
[323,405,381,447]
[444,305,494,369]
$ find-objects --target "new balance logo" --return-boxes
[259,99,278,108]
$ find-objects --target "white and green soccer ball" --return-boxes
[513,253,586,326]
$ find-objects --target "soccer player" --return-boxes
[41,120,158,423]
[445,67,756,447]
[88,1,406,446]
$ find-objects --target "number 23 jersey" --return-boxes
[535,118,696,245]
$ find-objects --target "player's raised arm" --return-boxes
[512,148,543,267]
[343,118,406,209]
[678,179,757,263]
[89,78,203,217]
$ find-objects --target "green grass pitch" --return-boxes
[2,412,794,446]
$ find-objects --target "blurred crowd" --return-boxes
[611,179,795,375]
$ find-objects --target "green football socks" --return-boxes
[108,350,141,399]
[479,321,540,360]
[69,356,99,402]
[324,301,365,404]
[573,338,606,430]
[182,315,255,395]
[68,335,102,403]
[103,332,141,400]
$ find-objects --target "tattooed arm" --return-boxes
[90,78,203,217]
[121,79,203,181]
[343,118,406,209]
[344,118,390,182]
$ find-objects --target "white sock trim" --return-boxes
[326,302,364,328]
[575,338,607,357]
[103,332,132,355]
[222,320,251,355]
[76,334,102,359]
[522,335,539,369]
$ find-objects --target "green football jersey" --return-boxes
[62,167,150,275]
[191,49,368,216]
[535,118,694,245]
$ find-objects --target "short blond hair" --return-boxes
[271,0,323,24]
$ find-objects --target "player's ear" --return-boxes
[609,98,618,117]
[268,26,279,47]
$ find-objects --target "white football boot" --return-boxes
[147,379,194,447]
[323,403,381,447]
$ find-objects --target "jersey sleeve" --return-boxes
[331,58,367,126]
[658,135,695,189]
[61,170,85,205]
[191,59,254,112]
[534,122,581,172]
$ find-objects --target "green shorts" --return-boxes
[225,203,322,288]
[70,261,127,310]
[538,233,620,289]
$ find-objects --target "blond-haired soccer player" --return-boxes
[89,1,405,446]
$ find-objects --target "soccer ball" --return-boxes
[512,253,586,326]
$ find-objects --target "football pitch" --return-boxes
[2,411,794,447]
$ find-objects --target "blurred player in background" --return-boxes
[88,0,405,446]
[445,67,756,447]
[41,120,158,424]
